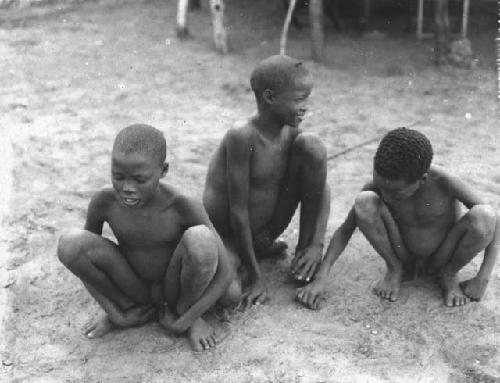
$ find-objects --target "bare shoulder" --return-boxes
[89,187,116,211]
[428,165,460,189]
[361,180,376,192]
[162,184,209,227]
[160,184,203,214]
[428,165,483,206]
[224,120,254,147]
[85,187,116,227]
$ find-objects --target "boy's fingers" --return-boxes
[293,261,307,276]
[297,261,313,281]
[305,263,318,282]
[291,257,299,272]
[291,251,305,269]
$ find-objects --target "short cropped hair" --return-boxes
[113,124,166,165]
[374,127,433,182]
[250,55,310,101]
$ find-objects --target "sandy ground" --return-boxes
[0,0,498,382]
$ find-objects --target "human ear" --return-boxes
[262,89,274,104]
[161,162,169,178]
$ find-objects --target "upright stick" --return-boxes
[309,0,324,62]
[280,0,297,55]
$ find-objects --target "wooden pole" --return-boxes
[309,0,324,62]
[280,0,297,55]
[209,0,229,54]
[462,0,470,38]
[176,0,190,37]
[417,0,424,39]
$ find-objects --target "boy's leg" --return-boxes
[163,225,240,351]
[426,205,496,306]
[57,229,154,337]
[354,191,413,302]
[258,132,330,280]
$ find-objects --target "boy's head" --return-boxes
[373,127,433,202]
[250,55,313,127]
[111,124,168,208]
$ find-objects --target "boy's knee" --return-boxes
[57,229,88,268]
[181,225,218,269]
[293,133,327,163]
[466,205,497,239]
[354,191,382,222]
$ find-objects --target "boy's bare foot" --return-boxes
[84,315,115,339]
[188,317,217,352]
[439,271,469,306]
[373,269,402,302]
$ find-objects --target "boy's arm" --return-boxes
[296,181,374,309]
[164,197,233,332]
[225,130,266,307]
[83,191,108,235]
[296,206,357,309]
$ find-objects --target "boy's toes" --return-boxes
[200,338,210,351]
[445,292,467,307]
[207,334,216,349]
[84,315,114,339]
[191,339,204,352]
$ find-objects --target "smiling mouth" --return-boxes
[122,197,140,206]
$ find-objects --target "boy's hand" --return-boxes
[296,281,324,310]
[159,305,189,334]
[291,244,324,282]
[111,305,156,328]
[242,277,268,309]
[460,277,489,301]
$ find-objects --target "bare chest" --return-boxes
[250,137,291,187]
[107,206,183,248]
[388,194,457,228]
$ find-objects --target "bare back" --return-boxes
[203,121,298,238]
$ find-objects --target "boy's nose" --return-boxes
[122,183,136,193]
